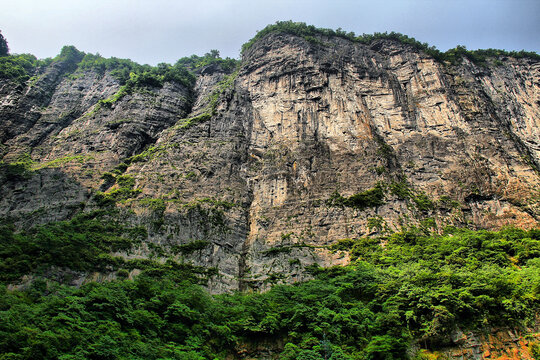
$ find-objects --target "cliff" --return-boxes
[1,29,539,293]
[0,24,539,359]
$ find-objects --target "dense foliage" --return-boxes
[0,54,42,83]
[54,46,85,72]
[77,53,147,84]
[326,184,386,210]
[241,21,540,64]
[0,30,8,57]
[175,50,239,72]
[0,224,538,359]
[0,45,85,84]
[0,211,147,283]
[0,44,231,91]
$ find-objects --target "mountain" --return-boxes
[0,22,539,359]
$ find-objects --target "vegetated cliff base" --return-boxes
[0,30,539,293]
[240,327,540,360]
[436,328,540,360]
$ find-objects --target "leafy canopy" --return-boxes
[0,225,538,359]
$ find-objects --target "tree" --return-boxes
[0,30,9,56]
[206,49,220,59]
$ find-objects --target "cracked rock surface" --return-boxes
[1,32,539,292]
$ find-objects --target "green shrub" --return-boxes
[388,181,412,200]
[326,183,386,210]
[263,246,293,256]
[54,45,84,71]
[412,192,435,212]
[115,175,135,188]
[0,153,34,180]
[175,50,239,72]
[0,54,38,83]
[329,238,356,251]
[173,240,210,255]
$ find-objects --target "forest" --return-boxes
[1,221,538,359]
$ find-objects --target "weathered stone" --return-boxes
[0,32,539,293]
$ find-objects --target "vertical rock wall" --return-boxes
[0,32,538,291]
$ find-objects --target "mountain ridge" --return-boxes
[1,23,539,291]
[0,22,539,359]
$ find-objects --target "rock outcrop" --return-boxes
[0,30,539,292]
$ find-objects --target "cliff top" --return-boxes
[241,21,540,64]
[1,20,539,87]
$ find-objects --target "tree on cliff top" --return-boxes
[0,30,9,56]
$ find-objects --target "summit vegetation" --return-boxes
[241,21,540,64]
[1,21,538,88]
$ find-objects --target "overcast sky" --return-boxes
[1,0,539,65]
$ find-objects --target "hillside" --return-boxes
[0,22,539,359]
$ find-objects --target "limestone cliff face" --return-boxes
[0,32,539,291]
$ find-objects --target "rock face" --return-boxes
[420,328,540,359]
[1,32,539,292]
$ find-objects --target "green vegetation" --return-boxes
[0,30,8,57]
[442,45,540,65]
[241,21,540,64]
[0,43,231,90]
[0,211,147,282]
[97,63,195,107]
[33,155,91,170]
[173,69,238,130]
[388,180,412,200]
[1,43,236,114]
[88,50,237,110]
[54,45,85,72]
[437,195,461,210]
[0,45,81,84]
[0,226,537,359]
[175,49,239,72]
[367,216,387,233]
[325,180,440,214]
[94,175,141,205]
[127,145,164,163]
[183,197,237,211]
[78,50,213,88]
[76,53,147,83]
[137,198,166,212]
[2,21,538,91]
[263,245,293,256]
[182,198,237,233]
[0,53,41,83]
[326,183,386,210]
[262,242,319,256]
[0,153,34,180]
[411,192,435,212]
[172,240,210,255]
[329,238,356,252]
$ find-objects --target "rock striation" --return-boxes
[0,30,539,292]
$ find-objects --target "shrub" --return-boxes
[0,54,38,83]
[326,183,386,210]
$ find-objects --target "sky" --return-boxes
[1,0,539,65]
